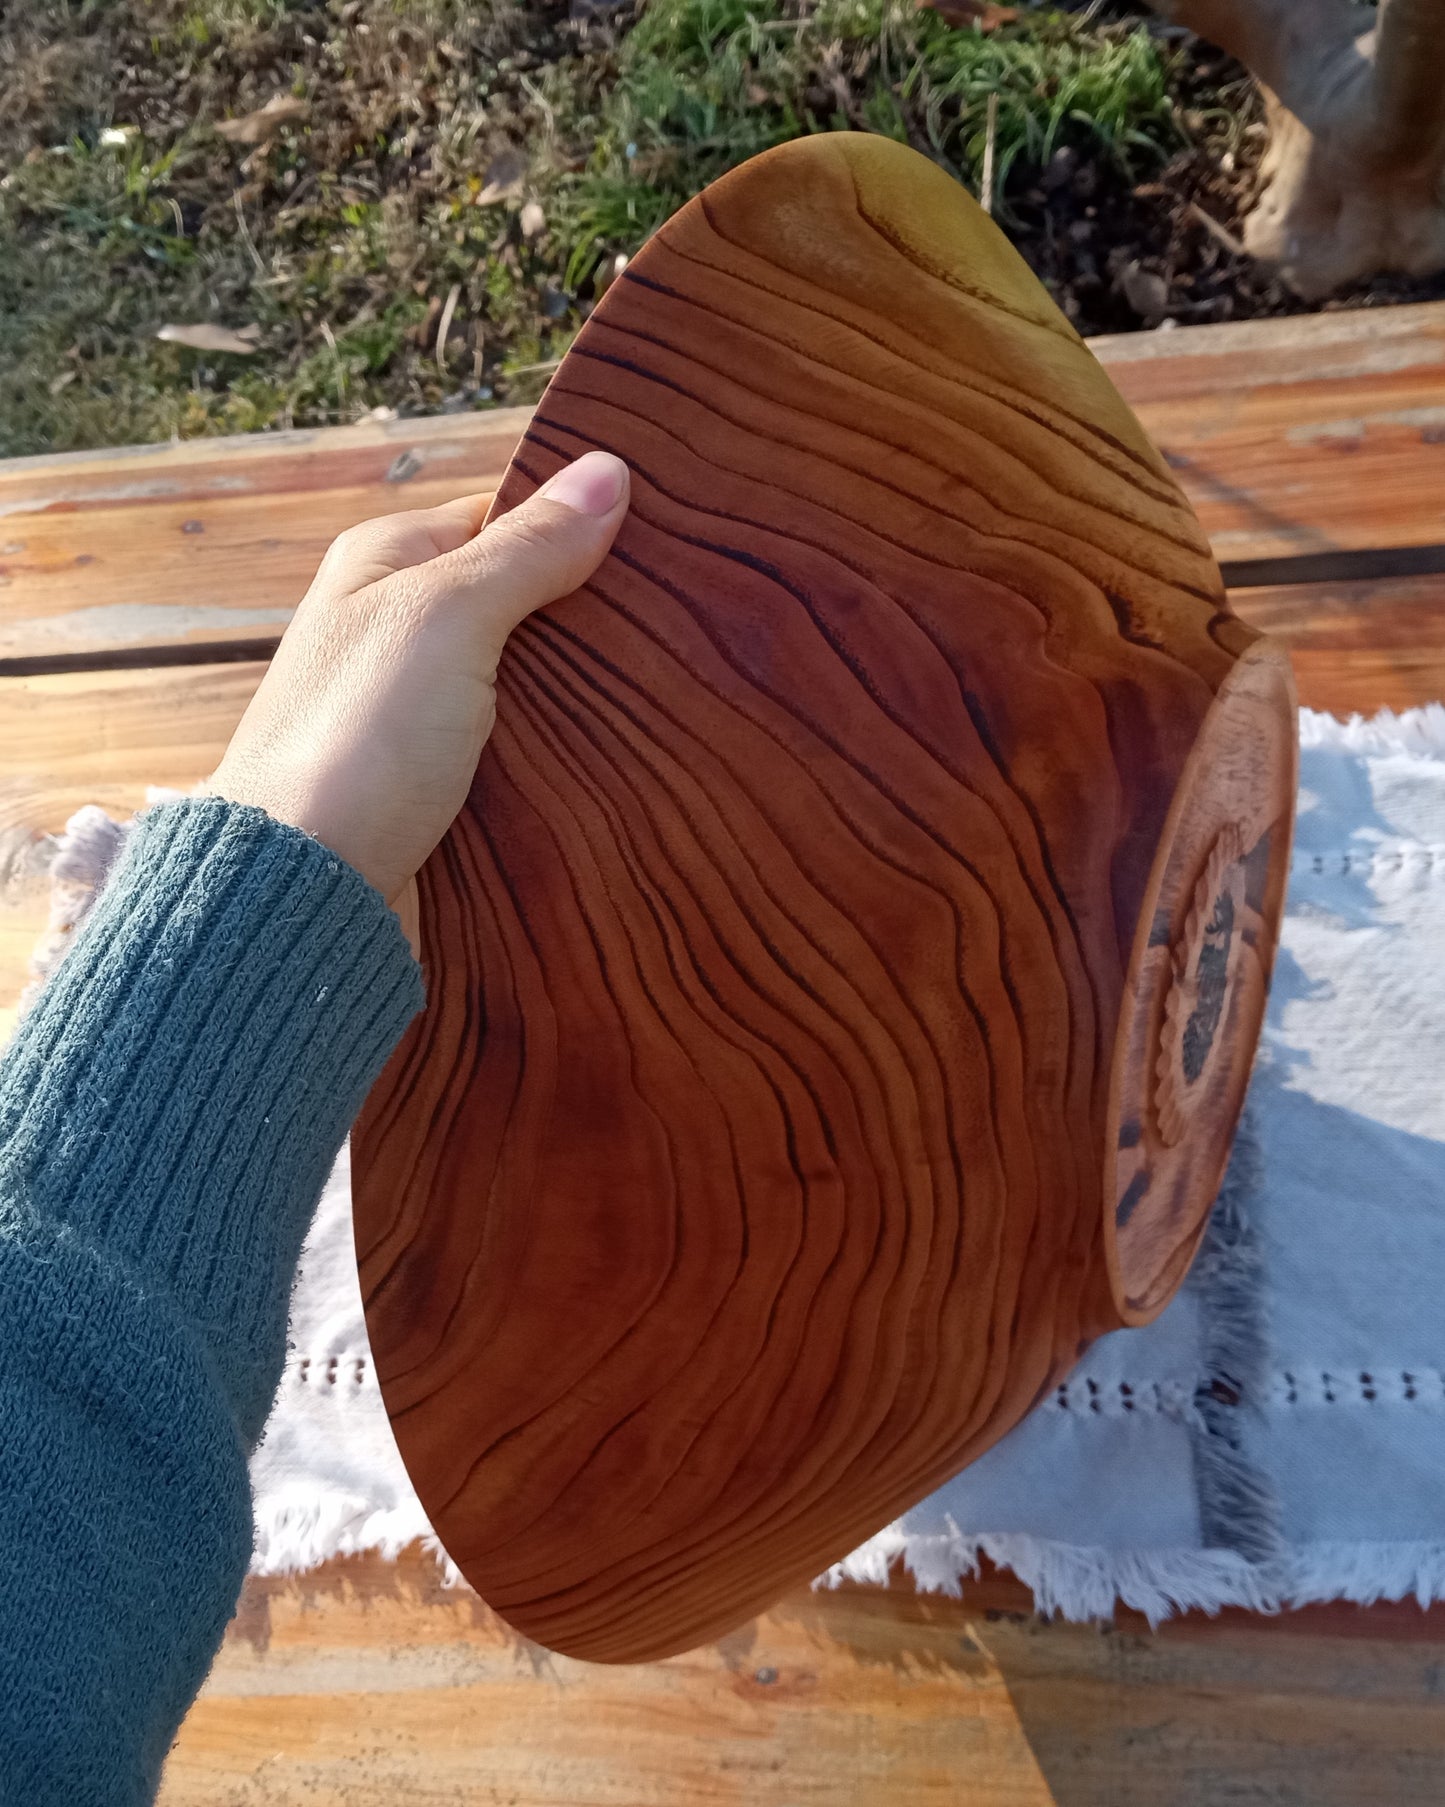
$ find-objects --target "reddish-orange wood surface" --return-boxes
[353,135,1296,1663]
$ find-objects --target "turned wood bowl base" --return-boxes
[1106,642,1296,1325]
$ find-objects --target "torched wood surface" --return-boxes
[352,135,1296,1663]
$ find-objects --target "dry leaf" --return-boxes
[476,148,527,205]
[214,94,308,147]
[435,282,462,372]
[915,0,1017,27]
[156,322,262,354]
[520,200,546,239]
[1120,261,1170,318]
[595,251,629,299]
[413,292,443,347]
[1186,201,1246,259]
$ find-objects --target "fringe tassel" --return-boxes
[1285,1542,1445,1609]
[1189,1103,1285,1567]
[21,790,181,1010]
[251,1495,437,1576]
[1298,703,1445,758]
[818,1529,1445,1626]
[817,1528,1281,1626]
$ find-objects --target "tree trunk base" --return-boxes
[1245,89,1445,299]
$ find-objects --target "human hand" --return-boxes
[209,449,630,909]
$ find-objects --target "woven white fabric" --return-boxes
[830,705,1445,1618]
[31,706,1445,1621]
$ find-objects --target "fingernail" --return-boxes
[536,450,628,517]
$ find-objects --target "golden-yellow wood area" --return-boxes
[154,1545,1445,1806]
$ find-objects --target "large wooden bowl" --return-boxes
[353,133,1297,1662]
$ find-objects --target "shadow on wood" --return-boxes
[160,1546,1445,1806]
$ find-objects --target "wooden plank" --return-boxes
[0,412,530,661]
[0,664,263,1041]
[7,305,1445,662]
[1231,573,1445,715]
[156,1544,1445,1805]
[9,578,1443,713]
[1096,301,1445,564]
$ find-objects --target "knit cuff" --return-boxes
[0,798,424,1426]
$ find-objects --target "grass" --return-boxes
[0,0,1189,456]
[551,0,1180,288]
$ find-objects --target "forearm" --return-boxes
[0,797,422,1801]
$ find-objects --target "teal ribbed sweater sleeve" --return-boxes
[0,797,424,1803]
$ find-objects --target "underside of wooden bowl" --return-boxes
[353,132,1297,1662]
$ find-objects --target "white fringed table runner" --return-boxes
[30,706,1445,1623]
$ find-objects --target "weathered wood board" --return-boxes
[0,413,529,661]
[1098,301,1445,568]
[156,1545,1445,1807]
[8,306,1445,675]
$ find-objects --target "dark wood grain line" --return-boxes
[621,251,1183,508]
[1221,541,1445,589]
[471,653,910,1562]
[565,311,1220,584]
[0,635,284,677]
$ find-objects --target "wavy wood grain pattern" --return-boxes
[352,134,1297,1664]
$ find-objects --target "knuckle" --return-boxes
[326,520,377,565]
[317,527,364,583]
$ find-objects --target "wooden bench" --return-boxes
[4,304,1445,1802]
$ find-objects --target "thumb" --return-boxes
[432,449,631,644]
